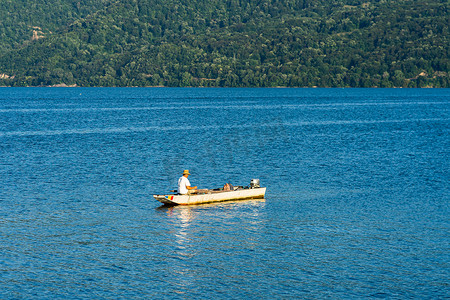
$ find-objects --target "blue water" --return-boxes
[0,88,449,298]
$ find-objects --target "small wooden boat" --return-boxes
[154,185,266,206]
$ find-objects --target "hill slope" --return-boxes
[0,0,108,52]
[0,0,448,87]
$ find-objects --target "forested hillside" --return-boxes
[0,0,448,87]
[0,0,107,52]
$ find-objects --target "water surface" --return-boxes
[0,88,449,298]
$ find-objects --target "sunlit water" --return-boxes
[0,88,449,298]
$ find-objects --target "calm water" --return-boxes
[0,88,449,298]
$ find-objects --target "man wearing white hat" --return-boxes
[178,170,197,195]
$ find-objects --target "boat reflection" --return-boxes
[155,199,266,294]
[157,198,266,212]
[157,198,266,232]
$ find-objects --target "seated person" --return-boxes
[178,170,197,195]
[223,183,234,191]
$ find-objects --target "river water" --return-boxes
[0,88,449,298]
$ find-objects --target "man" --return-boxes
[178,170,197,195]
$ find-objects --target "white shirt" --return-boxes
[178,176,191,195]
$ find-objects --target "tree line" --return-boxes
[0,0,448,87]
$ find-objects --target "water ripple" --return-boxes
[0,118,447,137]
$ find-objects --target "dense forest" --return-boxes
[0,0,448,87]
